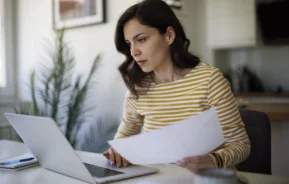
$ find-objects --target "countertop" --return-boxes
[235,93,289,122]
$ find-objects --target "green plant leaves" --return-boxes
[16,29,99,148]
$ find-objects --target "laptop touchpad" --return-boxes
[83,162,124,178]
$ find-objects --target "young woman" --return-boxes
[103,0,250,173]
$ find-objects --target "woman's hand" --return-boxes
[175,154,217,173]
[103,147,130,168]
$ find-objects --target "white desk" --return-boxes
[1,140,289,184]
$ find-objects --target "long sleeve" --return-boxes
[114,91,144,139]
[207,69,251,168]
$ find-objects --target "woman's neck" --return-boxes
[152,68,180,84]
[151,66,191,84]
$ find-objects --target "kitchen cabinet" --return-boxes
[206,0,256,49]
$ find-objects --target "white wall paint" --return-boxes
[16,0,143,122]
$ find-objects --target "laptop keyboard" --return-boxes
[83,162,124,178]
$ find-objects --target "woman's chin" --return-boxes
[141,67,153,73]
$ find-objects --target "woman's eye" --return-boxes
[138,38,146,42]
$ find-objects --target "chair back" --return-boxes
[236,109,271,174]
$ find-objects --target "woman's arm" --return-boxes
[207,68,251,168]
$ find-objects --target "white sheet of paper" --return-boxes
[108,107,224,165]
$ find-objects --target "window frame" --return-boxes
[0,0,17,101]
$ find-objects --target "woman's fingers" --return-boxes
[122,157,129,167]
[176,155,216,173]
[114,151,123,167]
[103,151,109,159]
[108,148,115,164]
[103,148,130,168]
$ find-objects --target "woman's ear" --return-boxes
[166,26,176,45]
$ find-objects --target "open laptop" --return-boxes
[4,113,158,184]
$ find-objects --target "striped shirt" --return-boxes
[114,62,251,168]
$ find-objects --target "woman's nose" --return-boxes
[130,45,141,57]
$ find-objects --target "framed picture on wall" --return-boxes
[53,0,106,30]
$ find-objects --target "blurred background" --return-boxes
[0,0,288,177]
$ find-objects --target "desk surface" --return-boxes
[1,140,289,184]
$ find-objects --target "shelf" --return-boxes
[236,94,289,122]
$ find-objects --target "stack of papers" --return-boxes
[0,153,39,171]
[109,108,224,165]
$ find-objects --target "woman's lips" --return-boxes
[137,60,146,67]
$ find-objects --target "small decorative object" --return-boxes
[53,0,105,29]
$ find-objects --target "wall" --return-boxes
[16,0,139,96]
[215,46,289,92]
[16,0,144,138]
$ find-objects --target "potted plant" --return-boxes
[16,29,99,148]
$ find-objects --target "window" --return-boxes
[0,0,16,100]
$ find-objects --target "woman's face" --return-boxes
[123,18,173,73]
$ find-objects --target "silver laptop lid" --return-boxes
[5,113,95,184]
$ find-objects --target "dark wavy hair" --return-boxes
[115,0,201,99]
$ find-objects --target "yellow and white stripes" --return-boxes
[114,62,250,168]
